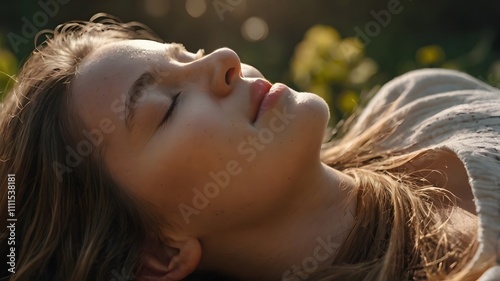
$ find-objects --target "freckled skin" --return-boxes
[72,40,331,235]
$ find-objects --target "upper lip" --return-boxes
[250,79,272,123]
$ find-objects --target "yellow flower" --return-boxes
[337,90,359,113]
[304,25,341,51]
[338,37,364,63]
[416,45,445,65]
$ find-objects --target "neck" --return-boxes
[198,162,357,281]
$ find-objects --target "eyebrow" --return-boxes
[164,43,205,61]
[166,43,186,58]
[125,71,151,131]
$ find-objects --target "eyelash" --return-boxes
[161,92,181,124]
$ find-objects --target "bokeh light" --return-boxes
[2,0,499,118]
[186,0,207,18]
[416,45,445,65]
[241,17,268,42]
[143,0,170,17]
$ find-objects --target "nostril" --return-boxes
[225,67,235,85]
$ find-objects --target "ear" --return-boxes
[165,237,202,280]
[136,236,202,281]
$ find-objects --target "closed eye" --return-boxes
[160,92,181,125]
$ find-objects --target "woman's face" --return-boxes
[72,40,329,235]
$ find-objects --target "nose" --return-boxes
[204,48,242,97]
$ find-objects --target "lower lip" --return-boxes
[258,83,287,116]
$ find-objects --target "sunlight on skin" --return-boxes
[71,39,357,280]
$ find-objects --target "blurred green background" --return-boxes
[1,0,499,122]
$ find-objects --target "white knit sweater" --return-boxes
[351,69,500,280]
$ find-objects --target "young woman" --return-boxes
[0,14,499,281]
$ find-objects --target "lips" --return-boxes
[257,83,288,117]
[250,79,272,123]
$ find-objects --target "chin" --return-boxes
[283,89,331,157]
[294,90,330,126]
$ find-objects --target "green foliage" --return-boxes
[290,24,500,124]
[290,25,378,123]
[0,33,18,101]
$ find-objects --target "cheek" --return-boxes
[176,113,252,167]
[136,113,251,208]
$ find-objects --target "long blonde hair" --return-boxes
[0,14,168,281]
[0,14,492,281]
[313,104,492,280]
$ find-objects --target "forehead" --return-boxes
[72,40,188,95]
[75,41,153,84]
[78,40,168,72]
[72,39,181,100]
[72,40,160,106]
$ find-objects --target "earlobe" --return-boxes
[136,236,201,281]
[165,237,202,280]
